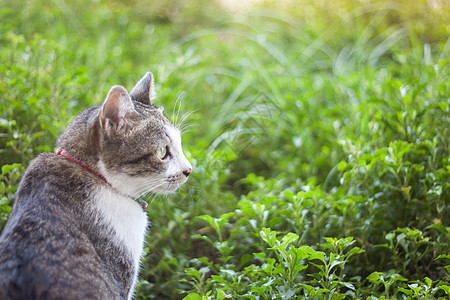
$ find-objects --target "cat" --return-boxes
[0,72,192,300]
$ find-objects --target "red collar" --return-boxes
[56,148,148,212]
[56,148,109,184]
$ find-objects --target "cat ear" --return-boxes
[129,72,156,105]
[99,85,136,132]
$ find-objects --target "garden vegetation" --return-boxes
[0,0,449,299]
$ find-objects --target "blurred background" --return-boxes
[0,0,449,298]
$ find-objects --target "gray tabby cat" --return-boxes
[0,72,192,300]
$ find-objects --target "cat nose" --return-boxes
[183,168,192,177]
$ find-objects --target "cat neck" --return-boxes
[57,148,108,183]
[56,147,148,212]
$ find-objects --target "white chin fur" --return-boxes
[152,179,188,195]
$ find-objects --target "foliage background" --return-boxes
[0,0,449,299]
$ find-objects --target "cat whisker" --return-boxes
[135,180,168,198]
[175,97,183,129]
[172,92,185,128]
[129,179,166,198]
[130,178,164,190]
[162,193,174,205]
[180,122,197,130]
[180,129,193,135]
[180,124,195,135]
[166,182,174,193]
[141,192,159,204]
[177,109,198,130]
[136,181,165,193]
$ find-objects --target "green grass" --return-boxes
[1,0,449,299]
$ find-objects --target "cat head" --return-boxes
[96,72,192,197]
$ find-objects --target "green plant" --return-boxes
[182,228,366,299]
[0,163,23,231]
[1,0,448,299]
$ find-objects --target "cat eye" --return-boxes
[157,146,168,160]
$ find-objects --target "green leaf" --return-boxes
[283,190,295,201]
[241,294,257,300]
[1,163,22,174]
[197,215,215,227]
[308,250,327,263]
[337,160,348,171]
[329,259,345,272]
[437,285,450,295]
[300,283,316,296]
[211,275,227,285]
[293,264,308,274]
[424,277,432,287]
[254,252,266,260]
[348,247,365,257]
[385,232,395,242]
[396,287,412,296]
[221,269,237,277]
[289,247,310,261]
[316,288,330,294]
[182,294,202,300]
[340,282,355,290]
[367,272,383,283]
[435,254,450,261]
[260,227,277,247]
[193,234,214,246]
[281,232,299,247]
[390,274,408,282]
